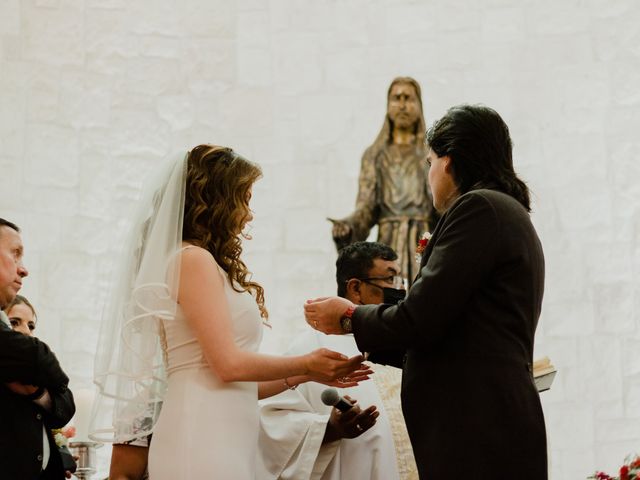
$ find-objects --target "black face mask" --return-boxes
[383,287,406,305]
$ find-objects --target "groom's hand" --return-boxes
[323,395,379,443]
[304,297,353,334]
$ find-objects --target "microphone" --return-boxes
[321,388,354,412]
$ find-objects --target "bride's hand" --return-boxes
[304,349,368,382]
[317,364,374,388]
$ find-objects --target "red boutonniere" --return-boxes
[415,231,432,263]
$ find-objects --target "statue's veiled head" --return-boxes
[387,77,423,132]
[370,77,426,150]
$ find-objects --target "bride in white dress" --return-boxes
[91,145,368,479]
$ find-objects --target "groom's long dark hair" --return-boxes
[426,104,531,212]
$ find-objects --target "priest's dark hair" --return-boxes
[336,241,398,298]
[426,104,531,212]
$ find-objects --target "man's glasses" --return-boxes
[356,275,406,290]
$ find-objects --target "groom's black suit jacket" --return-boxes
[352,190,547,480]
[0,322,75,479]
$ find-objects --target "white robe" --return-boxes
[257,330,418,480]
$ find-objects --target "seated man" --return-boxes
[258,241,418,480]
[0,218,76,480]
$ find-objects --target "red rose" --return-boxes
[620,465,630,480]
[415,232,432,257]
[632,457,640,468]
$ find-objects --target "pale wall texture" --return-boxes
[1,0,639,478]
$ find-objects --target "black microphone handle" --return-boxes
[333,397,354,412]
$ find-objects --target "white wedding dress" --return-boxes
[148,251,264,479]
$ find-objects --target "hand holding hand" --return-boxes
[324,395,379,442]
[304,297,353,335]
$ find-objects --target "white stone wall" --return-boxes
[1,0,639,477]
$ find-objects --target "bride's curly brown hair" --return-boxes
[182,144,267,319]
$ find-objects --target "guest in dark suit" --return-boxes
[305,105,547,479]
[0,218,76,479]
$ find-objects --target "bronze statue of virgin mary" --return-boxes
[331,77,437,284]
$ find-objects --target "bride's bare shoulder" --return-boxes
[176,246,226,305]
[179,244,220,272]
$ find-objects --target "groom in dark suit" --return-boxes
[0,218,76,479]
[305,105,547,479]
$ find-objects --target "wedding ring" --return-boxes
[356,424,363,432]
[313,320,318,328]
[337,376,348,384]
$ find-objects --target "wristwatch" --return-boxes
[340,305,356,334]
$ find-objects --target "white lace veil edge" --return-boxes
[90,152,187,444]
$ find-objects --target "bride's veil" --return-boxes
[90,152,187,443]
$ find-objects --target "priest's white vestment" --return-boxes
[257,330,418,480]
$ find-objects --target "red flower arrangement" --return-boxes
[589,455,640,480]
